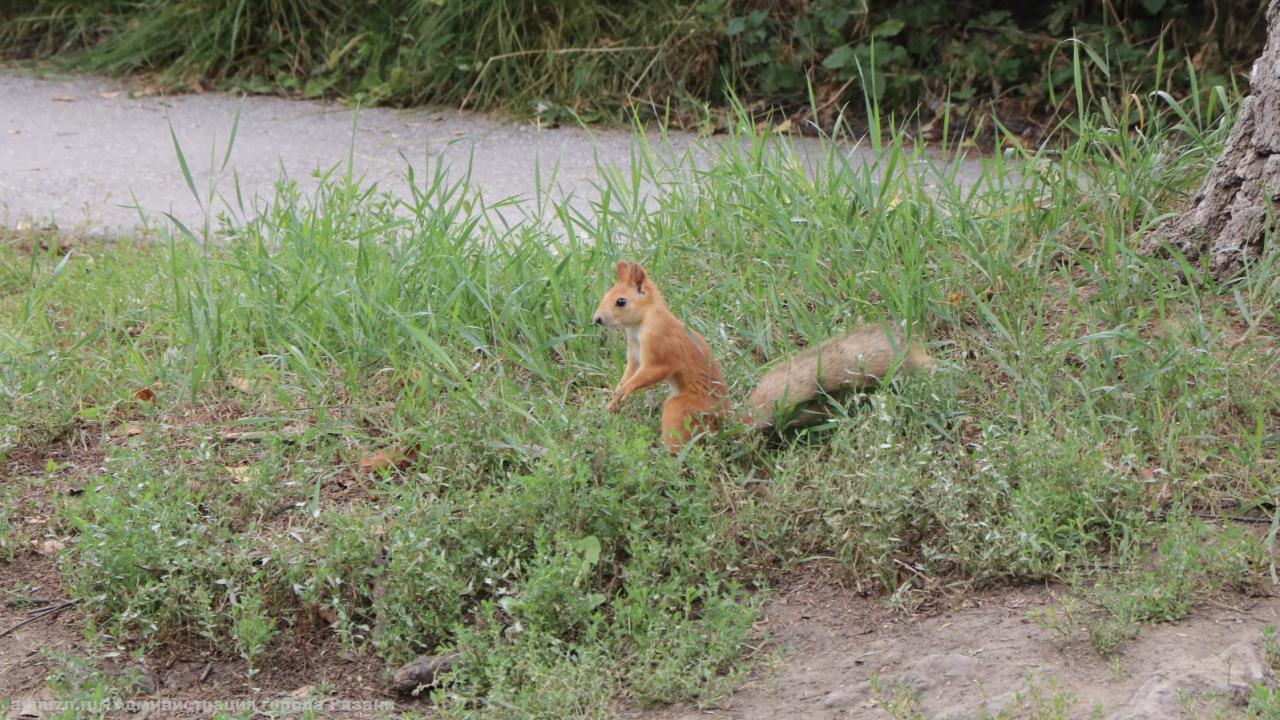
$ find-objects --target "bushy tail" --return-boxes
[746,324,933,432]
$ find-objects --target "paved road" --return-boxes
[0,69,985,235]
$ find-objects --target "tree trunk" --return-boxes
[1139,0,1280,280]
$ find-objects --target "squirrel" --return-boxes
[593,260,934,454]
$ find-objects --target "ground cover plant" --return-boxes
[0,0,1267,129]
[2,72,1279,715]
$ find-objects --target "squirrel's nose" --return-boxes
[593,315,602,326]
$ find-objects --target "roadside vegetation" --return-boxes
[2,61,1279,717]
[0,0,1267,129]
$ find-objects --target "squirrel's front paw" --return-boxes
[606,394,624,413]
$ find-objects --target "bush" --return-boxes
[0,0,1266,126]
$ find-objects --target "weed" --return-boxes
[0,490,14,562]
[1264,626,1280,671]
[230,589,278,684]
[1029,596,1082,646]
[1252,685,1280,719]
[981,673,1077,720]
[1032,518,1265,656]
[0,1,1265,128]
[1109,655,1124,682]
[41,650,129,720]
[870,674,927,720]
[1177,688,1240,720]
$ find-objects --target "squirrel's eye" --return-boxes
[615,298,627,307]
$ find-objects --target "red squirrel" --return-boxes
[593,260,933,454]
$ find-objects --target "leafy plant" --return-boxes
[231,589,278,683]
[0,0,1266,127]
[1032,519,1263,656]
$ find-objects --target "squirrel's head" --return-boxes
[593,260,658,329]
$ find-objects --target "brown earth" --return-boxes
[636,574,1280,720]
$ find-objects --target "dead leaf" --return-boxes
[228,376,253,393]
[118,422,144,437]
[33,538,64,556]
[8,128,20,135]
[15,696,45,719]
[51,95,75,102]
[37,239,73,255]
[218,422,306,443]
[358,453,403,474]
[97,91,120,99]
[1147,479,1172,507]
[1137,467,1156,481]
[358,447,417,474]
[773,117,793,134]
[288,685,314,698]
[318,607,338,625]
[135,388,155,402]
[226,465,254,484]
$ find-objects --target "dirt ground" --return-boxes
[5,545,1277,719]
[636,573,1279,720]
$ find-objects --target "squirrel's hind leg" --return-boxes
[661,395,720,455]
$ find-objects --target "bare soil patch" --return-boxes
[0,556,84,705]
[636,572,1280,719]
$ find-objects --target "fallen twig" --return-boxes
[0,599,77,639]
[1155,511,1275,525]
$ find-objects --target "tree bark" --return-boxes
[1139,0,1280,280]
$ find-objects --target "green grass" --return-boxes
[1,79,1279,714]
[1031,517,1266,656]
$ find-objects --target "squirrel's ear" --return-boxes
[615,260,629,281]
[630,264,647,293]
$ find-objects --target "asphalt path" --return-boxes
[0,69,986,236]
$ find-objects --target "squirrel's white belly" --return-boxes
[629,327,679,396]
[626,328,642,366]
